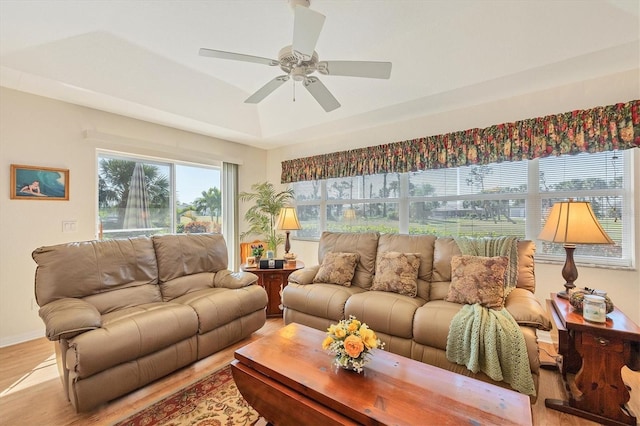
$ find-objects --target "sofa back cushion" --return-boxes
[430,237,536,300]
[152,234,228,299]
[318,231,379,289]
[376,233,436,300]
[33,237,160,313]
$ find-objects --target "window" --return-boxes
[293,150,634,268]
[98,152,222,239]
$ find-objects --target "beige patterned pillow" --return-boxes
[371,252,421,297]
[446,255,507,310]
[313,252,359,286]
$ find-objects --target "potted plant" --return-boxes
[239,182,295,256]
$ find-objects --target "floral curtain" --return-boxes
[281,99,639,183]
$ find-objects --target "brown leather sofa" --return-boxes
[282,231,552,401]
[33,233,267,412]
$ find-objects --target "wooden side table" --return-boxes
[242,260,304,317]
[546,292,640,426]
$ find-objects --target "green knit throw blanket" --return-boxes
[446,303,536,396]
[446,236,535,396]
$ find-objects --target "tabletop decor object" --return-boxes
[569,288,614,314]
[251,243,264,263]
[322,315,384,372]
[538,199,614,299]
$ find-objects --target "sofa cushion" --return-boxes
[39,298,102,340]
[313,252,359,286]
[431,237,537,295]
[153,234,228,283]
[516,240,536,293]
[33,237,159,309]
[413,300,541,372]
[431,237,461,283]
[346,291,426,339]
[376,234,436,300]
[371,252,420,297]
[171,286,268,333]
[505,288,552,330]
[446,255,507,310]
[66,302,199,379]
[317,232,379,289]
[283,282,365,322]
[159,272,215,301]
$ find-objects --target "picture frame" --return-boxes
[10,164,69,200]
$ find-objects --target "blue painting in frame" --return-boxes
[10,164,69,200]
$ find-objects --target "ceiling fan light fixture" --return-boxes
[291,67,306,81]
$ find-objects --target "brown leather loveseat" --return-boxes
[282,231,552,401]
[33,233,267,412]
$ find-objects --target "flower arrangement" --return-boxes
[322,315,384,372]
[251,244,264,257]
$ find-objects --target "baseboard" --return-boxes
[0,329,45,348]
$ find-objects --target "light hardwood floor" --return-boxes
[1,319,638,425]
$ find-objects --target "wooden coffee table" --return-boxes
[231,323,532,425]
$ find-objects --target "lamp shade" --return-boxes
[343,208,356,220]
[276,207,302,231]
[538,200,614,245]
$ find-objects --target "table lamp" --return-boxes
[538,199,614,299]
[343,208,356,220]
[277,206,302,255]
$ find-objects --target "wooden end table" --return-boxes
[546,292,640,425]
[231,323,532,426]
[241,260,303,317]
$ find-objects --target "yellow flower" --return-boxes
[360,328,379,349]
[322,336,334,350]
[334,326,346,338]
[347,319,361,333]
[344,335,364,358]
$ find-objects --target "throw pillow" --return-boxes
[313,252,359,286]
[371,252,421,297]
[446,255,507,310]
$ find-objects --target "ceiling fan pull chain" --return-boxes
[293,81,296,102]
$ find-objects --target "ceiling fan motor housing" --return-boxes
[279,45,318,80]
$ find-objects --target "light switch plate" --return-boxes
[62,220,77,233]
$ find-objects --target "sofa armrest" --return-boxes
[288,266,320,285]
[38,298,102,341]
[505,288,552,331]
[214,270,258,289]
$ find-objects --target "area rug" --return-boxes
[113,365,263,426]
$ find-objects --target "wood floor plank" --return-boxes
[0,319,638,425]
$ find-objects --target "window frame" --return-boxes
[292,151,635,269]
[96,149,223,239]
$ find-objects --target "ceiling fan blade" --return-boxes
[199,48,278,67]
[245,75,290,104]
[318,61,392,79]
[303,77,340,112]
[292,6,325,60]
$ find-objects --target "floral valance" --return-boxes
[281,100,639,183]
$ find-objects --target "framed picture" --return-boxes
[10,164,69,200]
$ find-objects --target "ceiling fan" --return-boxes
[199,0,392,112]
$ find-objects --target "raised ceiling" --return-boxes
[1,0,638,149]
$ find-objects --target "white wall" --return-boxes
[267,69,640,324]
[0,88,267,346]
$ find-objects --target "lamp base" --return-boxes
[557,290,571,300]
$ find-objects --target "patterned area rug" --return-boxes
[113,365,263,426]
